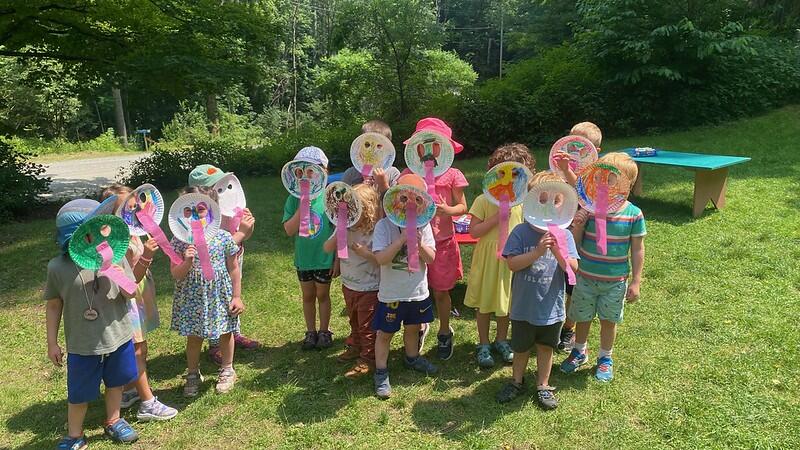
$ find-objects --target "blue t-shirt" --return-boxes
[502,223,579,326]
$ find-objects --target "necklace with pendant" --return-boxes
[77,271,100,321]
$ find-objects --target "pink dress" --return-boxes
[402,167,469,291]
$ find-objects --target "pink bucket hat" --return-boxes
[403,117,464,154]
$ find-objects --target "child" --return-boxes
[101,186,178,421]
[402,117,468,360]
[341,119,401,194]
[323,184,381,377]
[282,146,336,350]
[45,199,141,448]
[496,174,579,409]
[372,174,438,398]
[170,186,243,396]
[464,143,536,368]
[187,164,258,365]
[560,152,646,382]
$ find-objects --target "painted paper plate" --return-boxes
[523,181,579,231]
[324,182,363,227]
[350,132,396,176]
[575,162,631,213]
[549,135,598,181]
[404,130,455,178]
[383,184,436,229]
[213,173,247,217]
[117,184,165,237]
[281,160,328,199]
[482,161,533,207]
[69,215,131,270]
[168,193,221,244]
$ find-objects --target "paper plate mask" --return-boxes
[549,135,598,181]
[350,132,396,177]
[523,181,579,231]
[116,184,183,265]
[281,160,327,199]
[483,162,532,207]
[68,215,138,295]
[168,193,221,280]
[324,182,363,260]
[404,131,455,196]
[576,162,631,256]
[383,184,436,229]
[213,173,247,232]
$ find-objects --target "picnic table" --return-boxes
[623,149,751,217]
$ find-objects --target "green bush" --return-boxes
[0,140,50,221]
[1,129,129,156]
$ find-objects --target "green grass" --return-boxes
[2,106,799,449]
[4,130,141,162]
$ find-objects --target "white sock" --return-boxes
[599,348,613,358]
[574,342,587,353]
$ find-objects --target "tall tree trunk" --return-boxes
[112,87,128,145]
[206,93,220,137]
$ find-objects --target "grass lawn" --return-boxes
[1,106,799,449]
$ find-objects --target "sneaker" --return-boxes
[234,333,260,350]
[208,345,222,366]
[104,418,138,444]
[493,340,514,364]
[595,356,614,382]
[536,386,559,410]
[56,435,87,450]
[344,360,374,379]
[374,368,391,399]
[316,330,334,349]
[476,344,494,368]
[120,388,140,408]
[301,331,318,350]
[137,397,178,421]
[557,328,575,354]
[436,326,454,360]
[560,348,588,374]
[404,355,438,375]
[496,379,526,404]
[337,345,360,362]
[418,323,430,353]
[216,367,237,394]
[183,371,203,397]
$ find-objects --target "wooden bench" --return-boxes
[623,149,751,217]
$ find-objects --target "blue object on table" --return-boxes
[327,172,344,185]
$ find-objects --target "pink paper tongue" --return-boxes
[228,207,244,233]
[548,224,576,285]
[405,202,420,273]
[135,210,183,266]
[595,182,609,255]
[96,241,137,294]
[360,164,373,178]
[191,221,215,280]
[336,202,349,259]
[423,160,437,198]
[299,180,311,237]
[496,194,510,259]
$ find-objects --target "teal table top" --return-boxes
[622,148,751,170]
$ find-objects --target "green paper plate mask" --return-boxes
[68,215,131,270]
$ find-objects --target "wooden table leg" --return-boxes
[632,163,643,196]
[693,168,728,217]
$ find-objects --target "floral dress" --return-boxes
[170,230,240,339]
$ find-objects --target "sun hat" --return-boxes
[293,146,329,168]
[68,215,131,270]
[189,164,230,187]
[55,196,118,252]
[403,117,463,154]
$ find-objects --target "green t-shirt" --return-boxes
[282,194,334,270]
[577,202,647,282]
[43,254,134,355]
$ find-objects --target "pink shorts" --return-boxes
[427,236,463,291]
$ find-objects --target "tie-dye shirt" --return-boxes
[577,202,646,282]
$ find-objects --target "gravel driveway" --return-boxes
[42,153,148,198]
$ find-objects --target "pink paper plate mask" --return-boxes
[168,193,221,280]
[483,161,532,258]
[404,130,455,197]
[350,132,396,177]
[213,173,247,232]
[383,184,436,273]
[281,160,327,237]
[575,162,631,255]
[523,181,579,285]
[549,135,598,181]
[324,182,363,260]
[117,184,183,265]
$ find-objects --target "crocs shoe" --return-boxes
[418,322,430,353]
[404,355,438,375]
[56,435,87,450]
[301,331,318,350]
[104,418,139,444]
[374,368,391,399]
[437,326,454,360]
[493,340,514,364]
[595,356,614,382]
[345,360,373,379]
[337,345,360,362]
[476,344,494,368]
[216,367,237,394]
[137,397,178,421]
[120,389,140,409]
[316,330,334,349]
[536,386,558,410]
[557,328,575,354]
[234,333,260,350]
[207,345,223,366]
[183,371,203,397]
[496,380,526,404]
[560,348,588,374]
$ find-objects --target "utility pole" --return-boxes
[499,1,504,79]
[292,2,298,131]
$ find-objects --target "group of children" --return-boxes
[44,117,645,449]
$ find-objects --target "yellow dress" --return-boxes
[464,194,524,316]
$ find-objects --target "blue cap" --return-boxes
[55,196,117,251]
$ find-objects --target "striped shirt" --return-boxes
[577,202,646,282]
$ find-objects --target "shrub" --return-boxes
[1,129,129,156]
[0,140,50,222]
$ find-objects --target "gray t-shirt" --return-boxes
[341,166,402,187]
[43,254,134,355]
[372,218,436,303]
[502,224,579,326]
[339,229,380,292]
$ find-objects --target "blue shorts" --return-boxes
[372,298,434,333]
[67,339,138,404]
